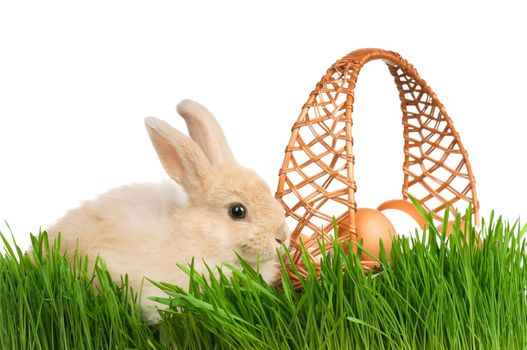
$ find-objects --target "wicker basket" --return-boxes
[275,48,479,288]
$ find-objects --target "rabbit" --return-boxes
[45,99,291,323]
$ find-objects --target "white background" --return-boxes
[1,1,526,251]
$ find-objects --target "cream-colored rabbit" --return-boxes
[46,100,290,322]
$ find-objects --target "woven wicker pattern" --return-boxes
[276,48,479,287]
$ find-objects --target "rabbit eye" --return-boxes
[229,203,247,220]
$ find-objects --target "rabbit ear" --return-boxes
[176,100,236,166]
[145,117,213,193]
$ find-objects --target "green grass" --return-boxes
[0,231,160,350]
[1,208,527,349]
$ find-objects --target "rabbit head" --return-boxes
[145,100,290,282]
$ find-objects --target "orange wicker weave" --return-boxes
[276,48,479,288]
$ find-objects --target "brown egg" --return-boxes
[436,220,462,237]
[436,219,481,245]
[354,208,396,262]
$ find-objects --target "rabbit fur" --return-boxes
[45,100,290,322]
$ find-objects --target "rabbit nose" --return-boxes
[275,224,291,244]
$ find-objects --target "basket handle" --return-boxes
[276,48,479,245]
